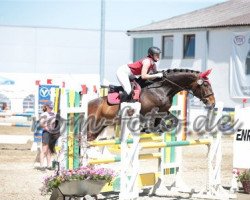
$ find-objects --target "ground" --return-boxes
[0,126,249,200]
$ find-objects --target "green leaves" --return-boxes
[237,169,250,182]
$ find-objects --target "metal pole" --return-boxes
[100,0,105,85]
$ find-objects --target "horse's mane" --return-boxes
[136,68,200,88]
[162,68,200,76]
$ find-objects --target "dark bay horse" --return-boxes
[87,69,215,141]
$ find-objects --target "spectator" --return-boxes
[2,102,9,111]
[39,101,56,170]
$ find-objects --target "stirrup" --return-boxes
[119,91,131,102]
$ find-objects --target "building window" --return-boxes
[162,36,173,59]
[246,50,250,75]
[133,37,153,61]
[183,34,195,58]
[23,94,35,112]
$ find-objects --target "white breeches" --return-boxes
[116,64,134,94]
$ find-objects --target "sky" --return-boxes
[0,0,228,31]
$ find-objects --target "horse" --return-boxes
[87,69,215,141]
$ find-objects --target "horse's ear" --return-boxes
[199,69,212,79]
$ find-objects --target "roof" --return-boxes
[128,0,250,33]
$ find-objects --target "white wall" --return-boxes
[158,31,205,72]
[105,31,130,83]
[130,31,206,71]
[129,27,250,108]
[207,27,250,107]
[0,26,130,83]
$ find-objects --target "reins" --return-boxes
[146,72,213,103]
[147,75,194,96]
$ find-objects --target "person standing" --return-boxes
[39,101,56,170]
[33,104,47,168]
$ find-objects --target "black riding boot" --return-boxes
[119,91,131,102]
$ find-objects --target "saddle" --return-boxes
[107,80,141,105]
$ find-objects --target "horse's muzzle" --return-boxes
[205,102,215,110]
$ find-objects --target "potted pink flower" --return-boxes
[40,165,116,196]
[236,169,250,194]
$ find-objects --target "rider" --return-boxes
[116,46,163,102]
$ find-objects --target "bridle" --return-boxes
[149,74,214,104]
[191,80,214,104]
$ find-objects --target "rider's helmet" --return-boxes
[148,47,161,61]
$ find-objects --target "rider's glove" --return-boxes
[155,72,163,78]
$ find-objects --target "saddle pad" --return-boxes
[132,82,141,100]
[107,92,120,105]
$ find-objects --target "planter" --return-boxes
[58,179,107,196]
[242,180,250,194]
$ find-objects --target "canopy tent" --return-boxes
[0,76,15,85]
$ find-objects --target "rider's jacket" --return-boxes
[127,56,155,75]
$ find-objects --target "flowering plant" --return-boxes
[236,169,250,182]
[40,165,116,195]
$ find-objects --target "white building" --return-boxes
[127,0,250,108]
[0,26,130,112]
[1,0,250,112]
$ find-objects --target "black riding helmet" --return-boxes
[148,47,161,61]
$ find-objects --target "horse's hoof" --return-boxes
[142,129,152,133]
[127,108,135,116]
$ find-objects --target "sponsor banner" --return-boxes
[230,32,250,98]
[38,85,59,104]
[233,107,250,168]
[35,84,59,143]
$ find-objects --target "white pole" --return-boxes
[80,93,89,166]
[119,102,141,200]
[99,0,105,85]
[195,102,230,199]
[59,89,67,170]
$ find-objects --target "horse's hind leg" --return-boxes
[139,115,155,133]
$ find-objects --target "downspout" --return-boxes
[203,30,209,72]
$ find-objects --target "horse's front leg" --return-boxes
[154,112,179,133]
